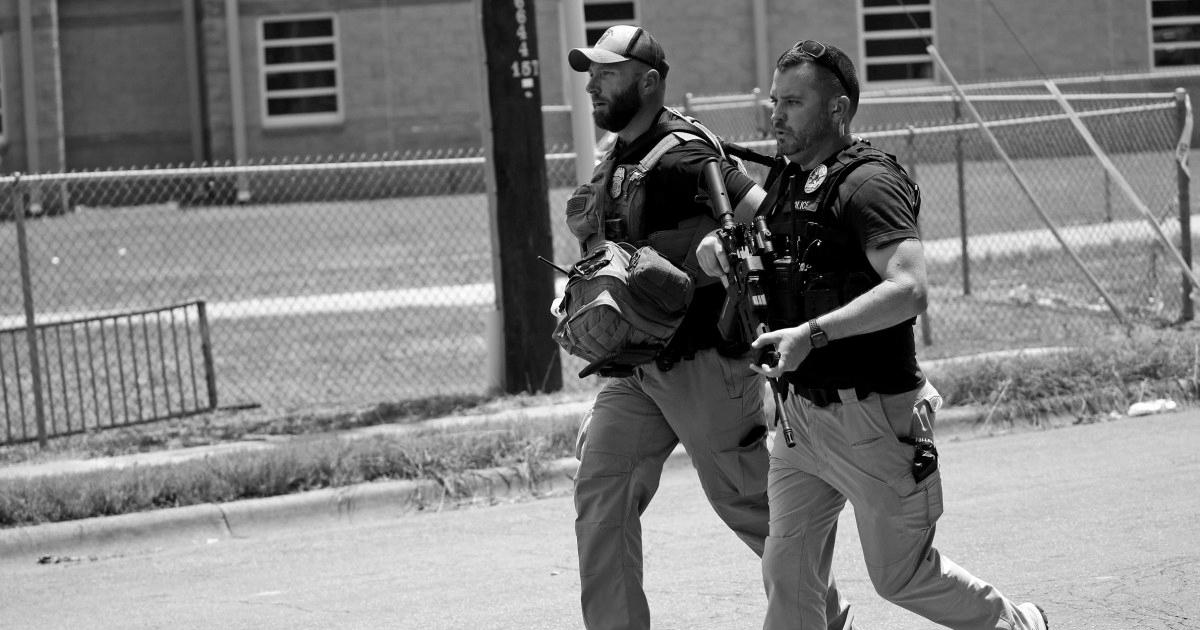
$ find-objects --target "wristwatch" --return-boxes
[807,319,829,349]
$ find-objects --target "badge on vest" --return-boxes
[610,166,626,199]
[793,200,817,212]
[803,164,827,193]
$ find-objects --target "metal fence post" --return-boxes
[196,300,219,410]
[12,175,48,447]
[954,100,970,296]
[1104,169,1113,223]
[1177,88,1194,322]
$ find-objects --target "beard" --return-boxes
[775,115,837,160]
[592,81,642,132]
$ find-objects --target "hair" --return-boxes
[776,42,860,120]
[779,56,844,104]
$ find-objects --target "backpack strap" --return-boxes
[637,131,706,172]
[625,130,709,239]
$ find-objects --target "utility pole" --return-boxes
[477,0,562,394]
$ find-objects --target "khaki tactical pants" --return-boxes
[574,349,852,630]
[763,384,1043,630]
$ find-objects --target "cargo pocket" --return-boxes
[893,469,943,532]
[707,410,769,499]
[710,439,768,499]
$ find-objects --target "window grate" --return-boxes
[259,14,343,128]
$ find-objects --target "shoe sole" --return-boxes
[1036,604,1049,630]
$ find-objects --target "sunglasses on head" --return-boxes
[790,40,851,98]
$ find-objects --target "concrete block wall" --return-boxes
[200,0,236,163]
[58,0,196,170]
[935,0,1147,82]
[0,0,66,175]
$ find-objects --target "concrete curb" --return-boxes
[0,443,710,564]
[0,467,558,563]
[0,404,988,564]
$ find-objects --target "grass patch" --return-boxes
[0,392,507,466]
[0,413,582,528]
[927,326,1200,423]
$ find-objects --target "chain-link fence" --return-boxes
[705,87,1195,353]
[1,89,1195,441]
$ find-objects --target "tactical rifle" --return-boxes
[700,159,796,448]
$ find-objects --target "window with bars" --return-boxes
[258,14,342,128]
[584,1,638,45]
[860,0,934,85]
[1150,0,1200,68]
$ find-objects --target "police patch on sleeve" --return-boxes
[803,163,827,194]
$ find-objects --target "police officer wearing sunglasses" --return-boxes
[697,40,1049,630]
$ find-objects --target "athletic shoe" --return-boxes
[1017,602,1049,630]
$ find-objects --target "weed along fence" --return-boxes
[0,87,1195,439]
[0,301,217,446]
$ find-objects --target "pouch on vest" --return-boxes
[552,240,694,378]
[565,162,611,253]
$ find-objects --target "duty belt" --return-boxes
[791,384,873,408]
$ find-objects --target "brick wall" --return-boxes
[0,0,66,175]
[0,0,1189,171]
[936,0,1147,82]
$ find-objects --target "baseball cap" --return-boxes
[568,25,670,77]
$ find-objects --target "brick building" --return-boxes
[0,0,1195,173]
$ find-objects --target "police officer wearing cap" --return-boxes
[697,40,1050,630]
[565,26,853,630]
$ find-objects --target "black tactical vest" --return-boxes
[760,140,921,330]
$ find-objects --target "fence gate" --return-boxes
[0,301,217,445]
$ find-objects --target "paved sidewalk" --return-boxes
[3,410,1197,629]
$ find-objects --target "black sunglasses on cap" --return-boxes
[790,40,851,100]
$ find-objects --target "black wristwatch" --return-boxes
[808,319,829,349]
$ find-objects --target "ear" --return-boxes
[830,94,851,124]
[641,68,662,94]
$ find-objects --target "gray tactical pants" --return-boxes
[574,348,853,630]
[763,384,1042,630]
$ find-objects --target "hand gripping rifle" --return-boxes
[700,160,797,448]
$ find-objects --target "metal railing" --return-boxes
[1,300,216,445]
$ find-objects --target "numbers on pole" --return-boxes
[511,59,540,78]
[512,0,537,97]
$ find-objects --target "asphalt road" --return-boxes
[2,410,1198,630]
